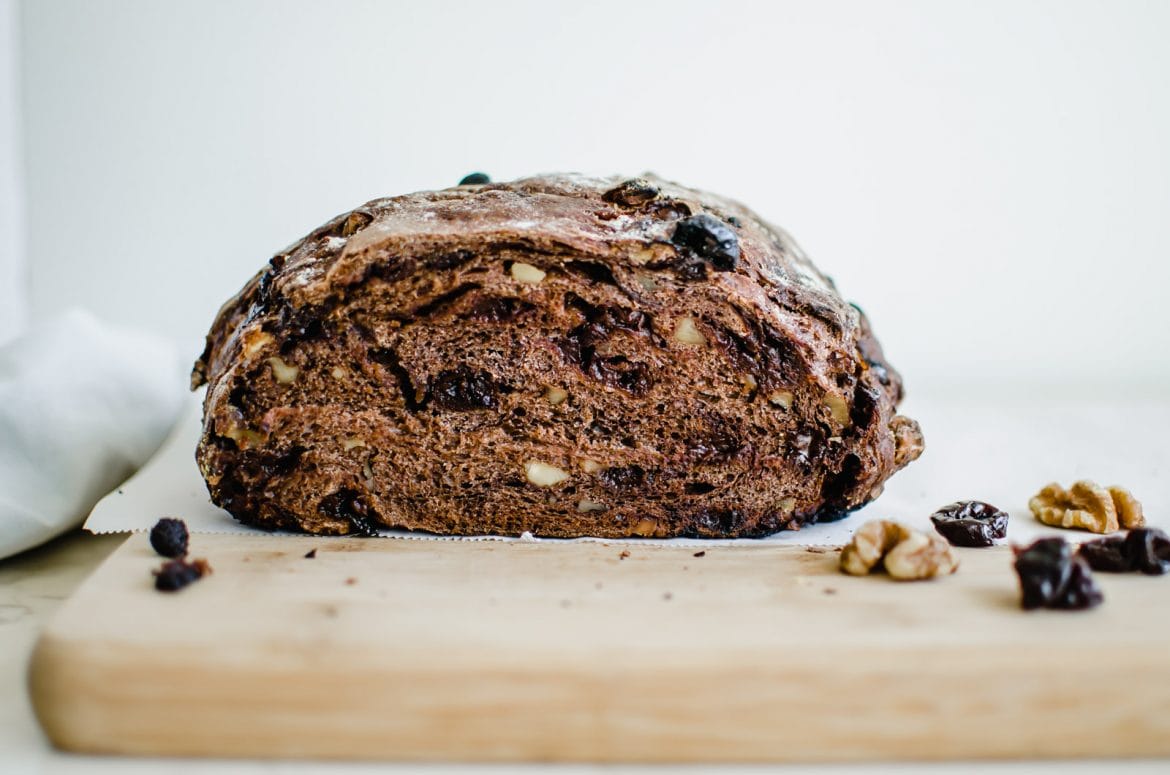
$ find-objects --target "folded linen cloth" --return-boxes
[0,310,186,559]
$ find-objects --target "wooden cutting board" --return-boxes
[28,533,1170,762]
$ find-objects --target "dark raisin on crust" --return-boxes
[929,501,1010,547]
[671,213,740,271]
[458,172,491,185]
[149,518,189,558]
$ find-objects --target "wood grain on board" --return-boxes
[29,534,1170,762]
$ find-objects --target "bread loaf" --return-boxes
[193,174,923,537]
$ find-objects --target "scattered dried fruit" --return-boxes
[1013,537,1103,610]
[839,520,958,580]
[304,548,317,559]
[153,557,211,592]
[929,501,1010,547]
[1078,528,1170,575]
[1029,481,1145,533]
[693,550,706,558]
[149,518,189,558]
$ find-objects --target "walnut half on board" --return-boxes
[1029,481,1145,534]
[839,520,959,581]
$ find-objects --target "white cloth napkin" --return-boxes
[0,309,186,559]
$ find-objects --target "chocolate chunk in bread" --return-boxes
[193,174,924,537]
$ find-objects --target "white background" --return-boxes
[0,0,23,344]
[8,0,1170,394]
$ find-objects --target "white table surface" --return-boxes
[3,392,1169,774]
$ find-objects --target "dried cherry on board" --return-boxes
[929,501,1009,547]
[153,558,211,592]
[1077,535,1131,572]
[1126,528,1170,575]
[149,517,189,558]
[1013,538,1103,611]
[1079,528,1170,575]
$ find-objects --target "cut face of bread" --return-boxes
[193,174,923,537]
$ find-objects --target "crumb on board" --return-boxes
[693,550,707,557]
[805,546,829,554]
[304,548,317,559]
[345,577,357,586]
[619,550,630,560]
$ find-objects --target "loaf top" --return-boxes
[195,173,882,399]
